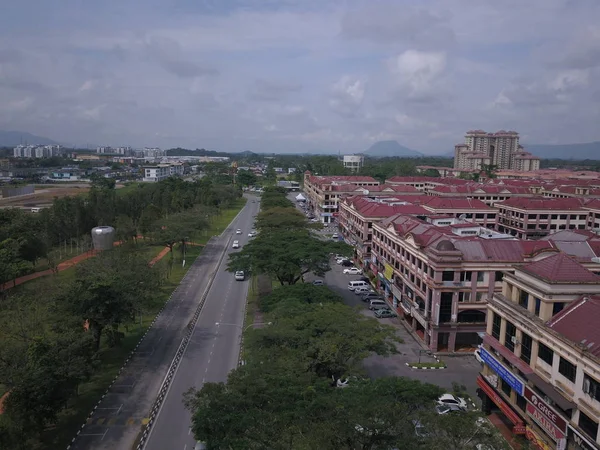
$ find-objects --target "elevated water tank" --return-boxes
[91,226,115,251]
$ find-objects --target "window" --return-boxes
[505,322,516,352]
[538,342,554,366]
[495,271,504,282]
[534,298,541,316]
[501,378,512,396]
[442,271,454,282]
[519,290,529,309]
[583,374,600,403]
[558,357,577,382]
[460,271,472,282]
[492,313,501,340]
[579,411,599,441]
[520,333,532,365]
[458,292,471,303]
[477,271,485,282]
[539,214,548,219]
[516,394,527,412]
[552,302,565,316]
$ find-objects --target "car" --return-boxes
[362,294,383,302]
[332,233,339,239]
[412,420,431,438]
[194,442,207,450]
[236,229,242,234]
[248,230,257,237]
[312,279,324,286]
[336,257,349,265]
[341,260,354,267]
[474,345,484,364]
[374,309,397,318]
[435,404,465,415]
[232,240,240,248]
[343,267,363,275]
[437,394,468,411]
[354,286,373,295]
[234,271,245,281]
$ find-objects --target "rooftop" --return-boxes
[497,196,586,211]
[547,295,600,358]
[519,253,600,284]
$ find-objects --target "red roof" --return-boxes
[497,196,586,211]
[422,197,493,210]
[431,184,531,195]
[520,253,600,284]
[385,176,468,185]
[547,296,600,357]
[343,196,427,218]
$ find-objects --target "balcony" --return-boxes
[319,204,338,210]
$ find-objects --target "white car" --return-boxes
[343,267,362,275]
[437,394,468,411]
[248,230,257,237]
[336,257,349,265]
[234,271,245,281]
[332,233,339,239]
[236,229,242,234]
[232,240,240,248]
[474,345,484,364]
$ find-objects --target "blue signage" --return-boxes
[480,347,525,396]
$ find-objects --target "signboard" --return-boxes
[527,404,566,441]
[480,347,525,395]
[569,425,597,450]
[526,427,553,450]
[524,386,567,434]
[477,376,526,433]
[383,263,394,281]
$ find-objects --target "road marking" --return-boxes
[184,445,187,450]
[202,377,205,383]
[102,429,108,440]
[205,367,208,374]
[188,428,192,435]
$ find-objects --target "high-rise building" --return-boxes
[454,130,540,172]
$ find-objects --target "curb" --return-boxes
[405,362,447,370]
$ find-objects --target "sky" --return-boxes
[1,0,599,154]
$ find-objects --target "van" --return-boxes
[368,299,388,310]
[348,280,369,291]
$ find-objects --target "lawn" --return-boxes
[192,197,247,245]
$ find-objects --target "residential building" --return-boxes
[480,253,600,449]
[370,213,562,352]
[420,197,497,228]
[453,130,540,171]
[386,176,469,193]
[343,154,364,172]
[142,163,184,182]
[429,183,534,206]
[496,197,589,239]
[13,144,61,158]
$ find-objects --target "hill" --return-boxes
[0,130,61,146]
[524,142,600,160]
[363,140,423,158]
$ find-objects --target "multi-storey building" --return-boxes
[481,253,600,449]
[429,183,534,206]
[385,176,469,192]
[13,144,61,158]
[142,163,184,182]
[496,197,589,239]
[454,130,540,171]
[420,197,497,228]
[370,214,563,352]
[342,155,364,172]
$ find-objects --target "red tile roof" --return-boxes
[547,295,600,357]
[520,253,600,284]
[385,176,469,185]
[497,196,586,211]
[422,197,493,210]
[431,184,532,195]
[343,196,427,218]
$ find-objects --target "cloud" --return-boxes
[144,35,218,78]
[328,76,366,117]
[249,79,302,101]
[388,50,447,101]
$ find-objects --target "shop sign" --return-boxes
[480,347,525,395]
[526,404,565,441]
[477,376,525,434]
[523,386,567,433]
[383,263,394,281]
[569,425,598,450]
[526,427,554,450]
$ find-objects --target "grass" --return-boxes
[192,198,247,245]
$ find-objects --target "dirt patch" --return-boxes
[0,184,91,207]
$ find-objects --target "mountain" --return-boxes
[524,142,600,160]
[0,130,61,146]
[363,140,423,158]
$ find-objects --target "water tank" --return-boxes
[91,226,115,251]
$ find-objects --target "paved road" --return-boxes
[69,196,259,450]
[321,262,481,401]
[143,198,260,450]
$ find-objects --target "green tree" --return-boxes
[422,168,441,177]
[255,207,308,231]
[259,283,343,312]
[236,169,257,186]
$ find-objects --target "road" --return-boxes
[69,196,259,450]
[143,198,260,450]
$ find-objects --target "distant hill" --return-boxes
[363,140,423,158]
[0,130,61,146]
[524,142,600,160]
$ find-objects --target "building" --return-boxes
[386,176,470,193]
[453,130,540,171]
[343,155,364,172]
[480,253,600,449]
[429,183,534,206]
[142,163,184,182]
[496,197,589,239]
[13,144,61,158]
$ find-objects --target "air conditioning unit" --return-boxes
[510,336,519,345]
[583,378,591,394]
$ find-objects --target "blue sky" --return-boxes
[1,0,599,153]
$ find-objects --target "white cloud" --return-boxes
[328,76,366,117]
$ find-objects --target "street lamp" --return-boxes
[215,321,272,332]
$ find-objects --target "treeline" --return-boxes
[0,177,240,288]
[185,187,507,449]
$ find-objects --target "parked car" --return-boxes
[336,257,349,264]
[361,293,383,302]
[437,394,468,411]
[332,233,339,239]
[435,404,464,415]
[248,230,257,237]
[374,309,397,318]
[343,267,363,275]
[234,271,245,281]
[474,345,483,364]
[236,229,242,234]
[341,260,354,267]
[232,240,240,248]
[312,279,324,286]
[354,286,373,295]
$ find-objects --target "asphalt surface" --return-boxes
[69,196,259,450]
[143,198,260,450]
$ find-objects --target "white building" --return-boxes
[343,155,364,172]
[142,163,184,182]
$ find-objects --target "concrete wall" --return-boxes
[1,184,35,198]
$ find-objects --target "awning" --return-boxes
[477,376,526,433]
[295,193,306,201]
[526,372,576,412]
[483,335,533,375]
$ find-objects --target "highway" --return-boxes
[68,196,259,450]
[143,197,259,450]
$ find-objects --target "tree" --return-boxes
[227,230,333,285]
[236,169,257,186]
[422,168,441,177]
[255,207,308,231]
[480,164,498,179]
[259,283,343,312]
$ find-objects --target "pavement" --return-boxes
[68,196,260,450]
[321,260,482,402]
[143,197,260,450]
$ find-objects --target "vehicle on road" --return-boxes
[234,271,245,281]
[195,442,207,450]
[312,279,324,286]
[332,233,338,239]
[232,240,240,248]
[361,293,383,302]
[248,230,257,237]
[236,229,242,234]
[336,257,349,264]
[354,286,374,295]
[374,309,397,318]
[437,394,468,411]
[343,267,362,275]
[368,299,388,310]
[412,420,430,438]
[474,345,483,364]
[341,260,354,267]
[348,280,369,291]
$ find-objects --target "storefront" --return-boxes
[477,376,526,435]
[568,425,599,450]
[523,385,567,450]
